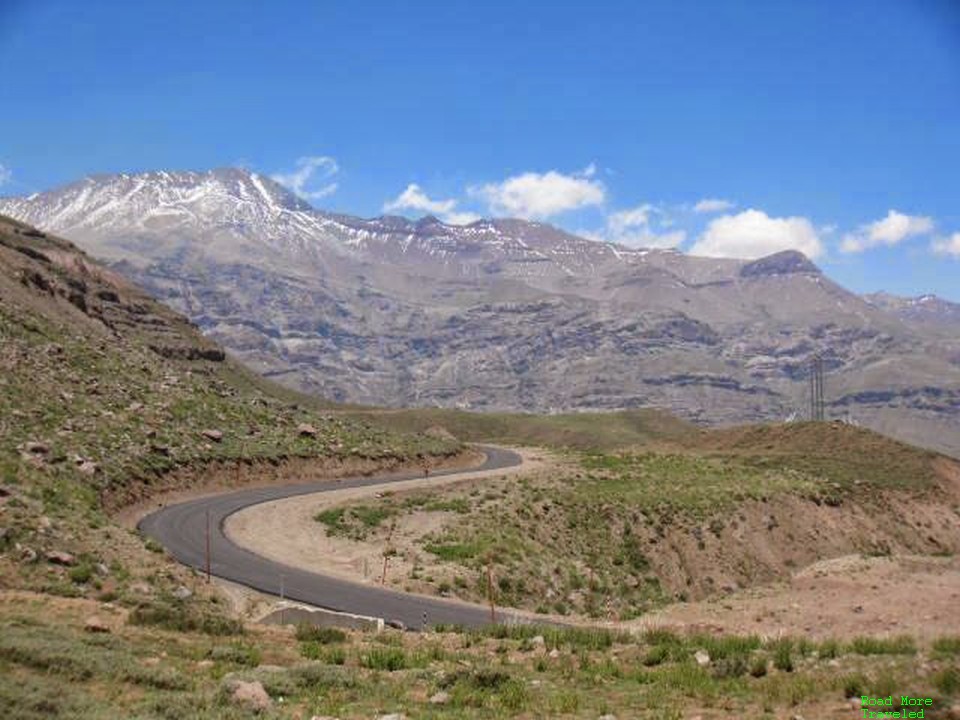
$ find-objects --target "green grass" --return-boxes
[425,540,487,561]
[848,635,917,656]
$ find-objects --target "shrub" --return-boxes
[360,647,407,671]
[294,624,346,644]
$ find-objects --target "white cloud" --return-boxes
[597,203,686,249]
[690,208,823,259]
[932,232,960,258]
[471,167,605,219]
[271,156,339,201]
[0,163,11,187]
[383,183,480,225]
[840,210,934,253]
[693,198,734,214]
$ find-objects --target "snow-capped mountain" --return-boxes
[2,168,959,457]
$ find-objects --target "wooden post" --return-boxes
[205,510,211,583]
[381,554,389,585]
[487,564,496,624]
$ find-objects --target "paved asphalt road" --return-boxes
[139,445,527,629]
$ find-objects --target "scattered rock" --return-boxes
[77,460,98,475]
[694,650,711,667]
[20,546,37,563]
[531,635,545,647]
[196,659,215,670]
[201,429,223,443]
[172,585,193,600]
[599,715,617,720]
[228,680,272,713]
[84,616,110,633]
[548,649,560,659]
[38,516,52,531]
[95,562,110,577]
[849,697,863,710]
[45,550,76,566]
[429,691,450,705]
[297,423,318,437]
[375,715,406,720]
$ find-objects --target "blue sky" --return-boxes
[1,0,958,299]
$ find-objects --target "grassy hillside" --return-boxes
[318,422,958,619]
[0,213,459,602]
[348,406,696,451]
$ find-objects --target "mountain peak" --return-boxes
[739,250,821,278]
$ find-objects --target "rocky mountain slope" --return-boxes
[3,169,959,456]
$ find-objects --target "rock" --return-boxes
[45,550,76,566]
[429,691,450,705]
[531,634,545,647]
[95,562,110,577]
[229,680,272,713]
[196,659,215,670]
[21,441,49,455]
[310,717,341,720]
[375,715,406,720]
[599,715,617,720]
[201,429,223,442]
[20,546,37,563]
[548,649,560,659]
[38,516,52,530]
[694,650,710,667]
[849,697,862,710]
[84,616,110,633]
[297,423,318,437]
[172,585,193,600]
[77,460,98,475]
[130,581,153,595]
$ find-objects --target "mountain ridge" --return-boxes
[2,168,958,457]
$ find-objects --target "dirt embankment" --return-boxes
[113,446,485,528]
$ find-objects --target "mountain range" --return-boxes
[2,168,958,456]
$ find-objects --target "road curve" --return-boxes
[138,445,525,629]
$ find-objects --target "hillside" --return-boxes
[291,421,960,620]
[2,168,958,458]
[0,212,461,600]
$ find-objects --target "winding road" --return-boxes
[138,445,526,629]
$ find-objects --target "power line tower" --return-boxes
[808,353,825,421]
